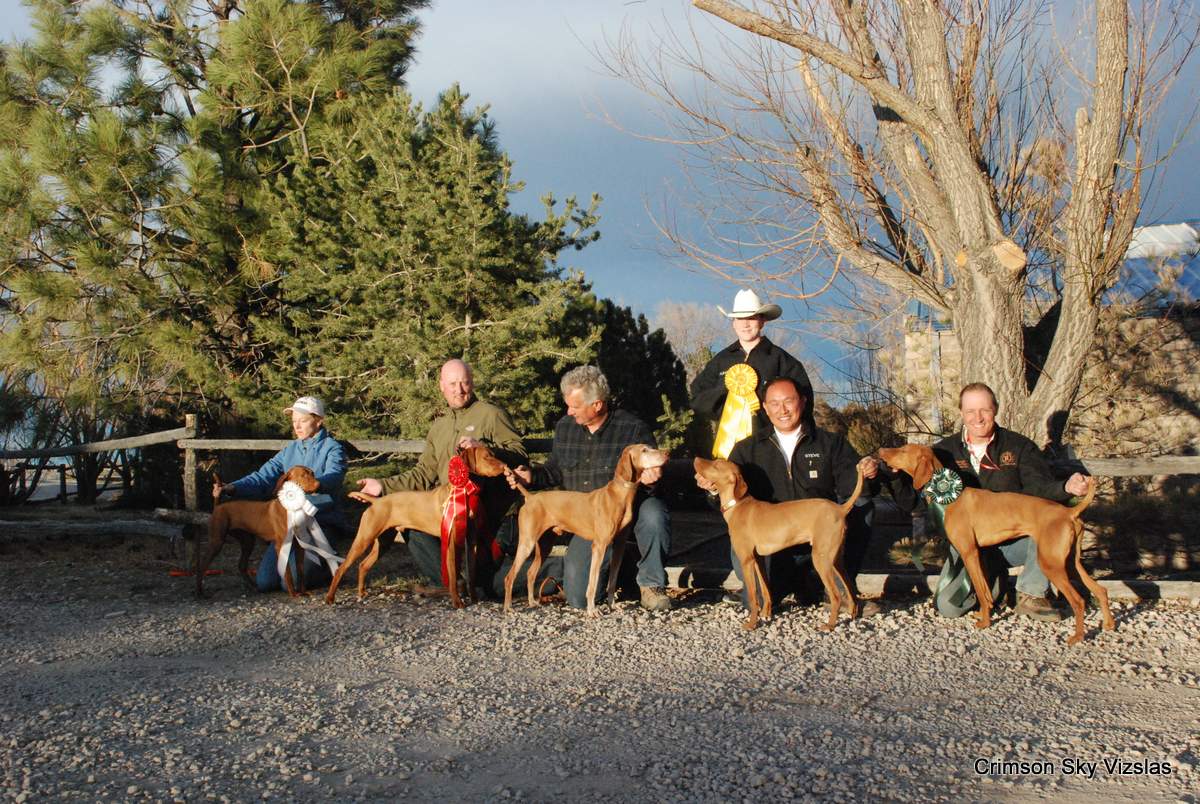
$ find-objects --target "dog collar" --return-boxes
[721,497,740,512]
[616,479,638,489]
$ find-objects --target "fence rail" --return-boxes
[2,412,1198,510]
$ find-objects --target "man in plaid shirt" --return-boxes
[510,365,672,611]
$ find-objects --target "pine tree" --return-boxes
[244,86,602,436]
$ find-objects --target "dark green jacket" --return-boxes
[380,397,526,494]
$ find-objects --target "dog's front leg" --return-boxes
[466,530,480,605]
[740,553,763,630]
[953,537,994,630]
[584,538,607,618]
[605,530,629,611]
[446,533,463,609]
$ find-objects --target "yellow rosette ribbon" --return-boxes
[713,363,759,459]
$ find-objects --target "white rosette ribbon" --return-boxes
[276,480,344,581]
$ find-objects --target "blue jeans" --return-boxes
[563,496,671,609]
[256,544,334,592]
[934,536,1049,618]
[405,522,563,600]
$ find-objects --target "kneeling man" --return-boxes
[509,366,672,611]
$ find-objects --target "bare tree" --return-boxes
[652,300,730,383]
[605,0,1198,440]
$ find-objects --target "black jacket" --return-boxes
[690,337,813,431]
[933,426,1069,502]
[728,426,865,504]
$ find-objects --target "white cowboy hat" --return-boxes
[284,396,326,418]
[717,289,782,321]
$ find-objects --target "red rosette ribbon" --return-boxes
[438,454,497,586]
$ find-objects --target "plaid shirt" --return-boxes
[534,409,656,492]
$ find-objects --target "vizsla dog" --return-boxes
[878,444,1113,645]
[326,446,508,608]
[197,466,321,598]
[504,443,669,617]
[694,457,863,632]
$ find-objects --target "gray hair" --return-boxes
[561,365,610,404]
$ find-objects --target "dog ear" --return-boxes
[732,466,748,501]
[617,446,638,483]
[273,470,292,495]
[912,451,933,491]
[460,446,479,473]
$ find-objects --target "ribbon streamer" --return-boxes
[276,480,343,582]
[924,468,1001,612]
[713,363,759,459]
[438,455,492,587]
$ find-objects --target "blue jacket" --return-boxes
[228,427,347,529]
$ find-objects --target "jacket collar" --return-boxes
[723,335,777,357]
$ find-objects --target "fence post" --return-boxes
[183,413,198,512]
[58,466,67,502]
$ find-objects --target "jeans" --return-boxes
[563,495,671,609]
[254,500,344,593]
[256,544,334,592]
[730,498,874,608]
[934,535,1049,618]
[405,519,563,600]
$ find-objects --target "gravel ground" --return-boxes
[2,533,1198,803]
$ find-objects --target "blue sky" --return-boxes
[4,0,1199,386]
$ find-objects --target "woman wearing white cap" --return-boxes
[689,289,813,457]
[213,395,347,592]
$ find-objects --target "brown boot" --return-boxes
[639,586,671,612]
[1013,592,1065,622]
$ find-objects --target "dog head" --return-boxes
[877,444,940,491]
[458,445,508,477]
[274,465,320,495]
[615,443,670,484]
[693,457,747,502]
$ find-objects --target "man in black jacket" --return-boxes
[929,383,1090,621]
[698,376,882,612]
[690,289,812,455]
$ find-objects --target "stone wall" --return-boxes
[900,309,1200,456]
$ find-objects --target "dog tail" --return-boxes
[1068,476,1097,519]
[839,466,865,517]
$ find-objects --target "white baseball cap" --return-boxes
[284,396,326,418]
[717,289,782,321]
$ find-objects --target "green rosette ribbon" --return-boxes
[924,467,964,507]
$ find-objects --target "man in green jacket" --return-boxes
[356,359,527,591]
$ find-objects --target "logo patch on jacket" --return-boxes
[1000,450,1017,467]
[955,459,971,470]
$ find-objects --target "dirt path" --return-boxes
[1,534,1197,802]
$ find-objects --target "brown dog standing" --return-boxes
[878,444,1114,645]
[327,446,508,608]
[694,457,862,631]
[504,443,669,617]
[198,465,320,598]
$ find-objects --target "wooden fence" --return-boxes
[0,414,552,509]
[2,413,1198,509]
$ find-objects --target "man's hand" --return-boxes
[639,466,663,485]
[1064,472,1090,497]
[694,473,718,493]
[506,466,532,490]
[858,456,880,479]
[211,480,228,501]
[457,436,484,450]
[357,477,383,497]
